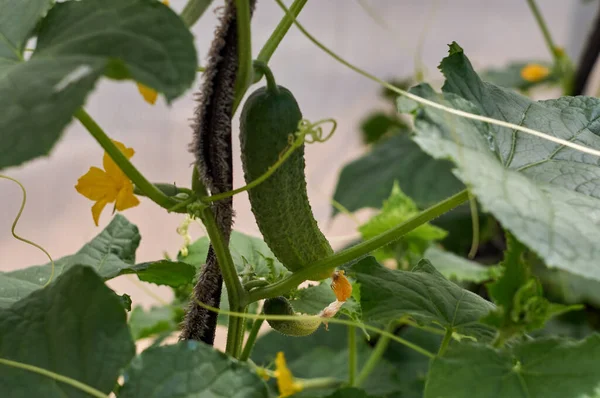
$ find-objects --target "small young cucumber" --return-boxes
[263,296,321,337]
[240,81,333,280]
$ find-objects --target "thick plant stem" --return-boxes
[300,377,344,391]
[254,0,308,81]
[356,322,395,387]
[438,328,453,356]
[348,326,357,386]
[240,318,264,361]
[248,189,470,302]
[74,109,180,212]
[199,206,247,356]
[233,0,253,112]
[181,0,213,27]
[525,0,559,60]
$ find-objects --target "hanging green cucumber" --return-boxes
[240,63,334,280]
[263,297,321,337]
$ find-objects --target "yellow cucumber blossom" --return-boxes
[75,140,140,226]
[275,352,303,397]
[319,270,353,330]
[520,63,550,82]
[136,0,170,104]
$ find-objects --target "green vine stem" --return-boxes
[0,358,108,398]
[180,0,213,28]
[254,0,308,82]
[300,377,344,392]
[355,321,396,387]
[232,0,253,113]
[248,189,470,302]
[74,109,184,212]
[437,328,453,356]
[198,205,247,356]
[253,60,279,93]
[525,0,559,60]
[240,318,264,361]
[348,325,357,386]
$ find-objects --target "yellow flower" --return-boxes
[136,0,169,104]
[331,270,352,302]
[275,352,303,398]
[520,63,550,82]
[75,140,140,226]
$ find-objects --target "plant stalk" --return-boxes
[348,325,357,386]
[240,318,264,361]
[437,328,453,356]
[356,322,395,387]
[525,0,560,60]
[248,189,470,302]
[180,0,214,28]
[233,0,253,113]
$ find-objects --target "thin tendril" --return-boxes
[273,0,600,159]
[467,191,480,259]
[0,175,55,287]
[193,298,435,358]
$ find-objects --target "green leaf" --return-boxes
[350,257,495,340]
[0,0,196,170]
[480,60,557,91]
[120,341,269,398]
[405,44,600,280]
[425,334,600,398]
[0,214,140,307]
[332,134,464,215]
[424,246,500,283]
[360,112,406,144]
[483,235,580,339]
[122,260,195,288]
[0,0,51,70]
[181,230,289,283]
[359,182,447,261]
[129,305,181,340]
[252,324,413,397]
[0,265,135,397]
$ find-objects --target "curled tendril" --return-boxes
[296,118,337,144]
[1,175,55,287]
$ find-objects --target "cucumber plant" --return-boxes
[2,1,600,398]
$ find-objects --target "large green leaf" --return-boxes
[404,44,600,280]
[425,334,600,398]
[332,134,464,214]
[129,305,181,340]
[350,257,495,340]
[252,324,417,397]
[423,246,500,283]
[0,265,135,397]
[0,214,139,307]
[0,0,196,170]
[120,341,269,398]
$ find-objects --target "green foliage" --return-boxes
[129,305,181,340]
[252,324,424,397]
[0,0,196,170]
[423,246,501,283]
[350,256,495,340]
[359,182,447,262]
[425,334,600,398]
[359,112,408,144]
[483,235,581,342]
[119,341,269,398]
[404,43,600,281]
[0,265,135,397]
[307,387,382,398]
[123,260,196,288]
[332,134,464,214]
[480,60,557,91]
[181,230,289,283]
[0,214,140,306]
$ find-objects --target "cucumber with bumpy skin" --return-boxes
[263,296,321,337]
[240,76,334,280]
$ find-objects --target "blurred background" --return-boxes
[1,0,598,340]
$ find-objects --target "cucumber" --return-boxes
[263,297,321,337]
[240,80,334,280]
